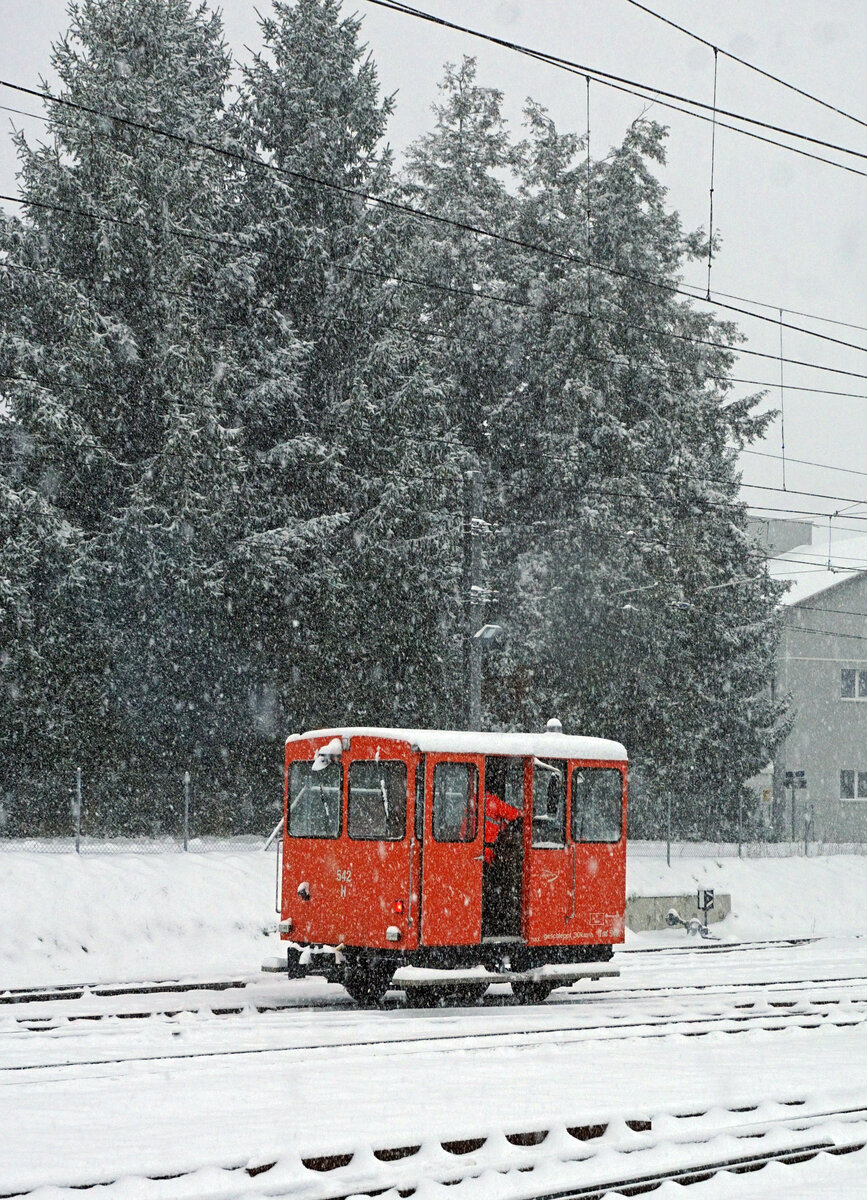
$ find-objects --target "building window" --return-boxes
[841,668,867,699]
[840,770,867,801]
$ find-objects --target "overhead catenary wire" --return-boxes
[787,626,867,643]
[622,0,867,136]
[796,603,867,619]
[680,287,867,338]
[741,448,867,482]
[361,0,867,169]
[11,189,867,389]
[4,79,867,366]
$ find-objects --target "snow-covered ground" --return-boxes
[3,843,867,987]
[627,851,867,942]
[0,846,277,988]
[4,846,867,1199]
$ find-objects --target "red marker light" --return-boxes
[394,899,405,915]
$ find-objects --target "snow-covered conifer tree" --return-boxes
[233,0,462,730]
[0,0,304,827]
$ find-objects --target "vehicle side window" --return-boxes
[288,761,341,838]
[504,759,525,812]
[532,759,566,846]
[414,761,425,841]
[433,762,478,842]
[571,768,623,843]
[348,761,407,840]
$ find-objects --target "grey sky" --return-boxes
[2,0,867,547]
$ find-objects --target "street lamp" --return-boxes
[468,624,505,729]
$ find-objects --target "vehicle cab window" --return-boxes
[433,762,478,842]
[571,767,623,843]
[532,759,565,846]
[348,760,407,840]
[288,760,342,838]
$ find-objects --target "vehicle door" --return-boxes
[481,756,525,940]
[341,734,417,949]
[282,738,346,946]
[569,761,627,944]
[523,756,573,943]
[420,753,484,946]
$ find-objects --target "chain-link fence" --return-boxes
[630,840,867,859]
[4,769,866,858]
[0,766,283,852]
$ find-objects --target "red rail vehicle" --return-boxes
[275,722,627,1005]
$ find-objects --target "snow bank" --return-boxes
[3,844,867,989]
[0,848,277,988]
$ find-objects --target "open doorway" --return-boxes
[481,756,525,940]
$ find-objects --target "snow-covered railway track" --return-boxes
[0,937,817,1009]
[4,989,867,1076]
[0,975,253,1006]
[2,1096,865,1200]
[7,971,867,1034]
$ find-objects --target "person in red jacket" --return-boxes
[483,792,522,864]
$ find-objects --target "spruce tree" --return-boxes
[400,64,787,832]
[234,0,463,731]
[0,0,300,828]
[497,110,787,835]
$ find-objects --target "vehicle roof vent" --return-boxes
[545,717,563,734]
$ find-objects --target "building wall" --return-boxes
[774,575,867,842]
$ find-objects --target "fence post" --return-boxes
[738,791,742,858]
[666,793,671,868]
[75,767,82,854]
[183,771,190,851]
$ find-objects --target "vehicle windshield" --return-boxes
[288,760,342,838]
[348,760,407,840]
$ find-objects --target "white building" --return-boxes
[769,533,867,842]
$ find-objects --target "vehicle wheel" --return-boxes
[403,987,433,1008]
[451,983,489,1006]
[343,963,393,1006]
[405,983,488,1008]
[512,980,552,1005]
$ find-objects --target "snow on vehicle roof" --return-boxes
[769,534,867,606]
[288,726,627,762]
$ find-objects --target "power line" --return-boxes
[12,188,867,388]
[724,376,867,401]
[564,56,867,183]
[10,227,867,520]
[622,0,867,136]
[775,554,867,572]
[797,603,867,619]
[788,625,867,643]
[747,504,867,525]
[361,0,867,170]
[681,287,867,337]
[4,80,867,365]
[742,448,867,482]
